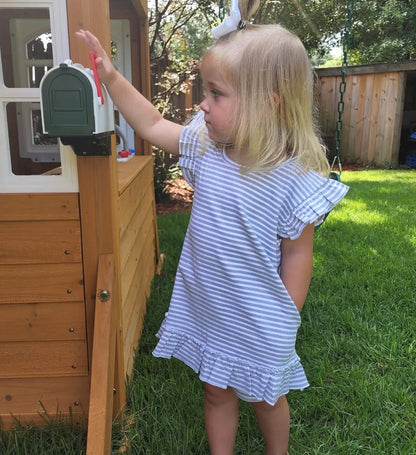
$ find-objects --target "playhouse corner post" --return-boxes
[67,0,127,431]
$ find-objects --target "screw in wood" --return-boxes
[98,289,110,302]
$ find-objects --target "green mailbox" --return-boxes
[40,60,114,156]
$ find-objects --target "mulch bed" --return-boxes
[156,178,194,215]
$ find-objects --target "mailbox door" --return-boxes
[41,67,94,137]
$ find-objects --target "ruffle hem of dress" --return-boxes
[153,324,309,406]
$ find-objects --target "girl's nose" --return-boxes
[199,98,209,113]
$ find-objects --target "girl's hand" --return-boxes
[75,29,182,154]
[75,29,116,86]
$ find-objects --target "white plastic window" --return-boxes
[10,18,59,164]
[0,0,78,193]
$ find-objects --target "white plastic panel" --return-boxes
[0,0,78,193]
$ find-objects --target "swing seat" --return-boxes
[406,153,416,168]
[329,171,341,182]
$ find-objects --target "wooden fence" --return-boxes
[315,61,416,167]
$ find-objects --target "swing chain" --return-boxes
[219,0,226,21]
[333,0,355,174]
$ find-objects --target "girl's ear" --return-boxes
[272,92,280,106]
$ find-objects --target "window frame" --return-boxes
[0,0,78,193]
[10,18,59,163]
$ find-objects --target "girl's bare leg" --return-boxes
[203,383,239,455]
[251,395,290,455]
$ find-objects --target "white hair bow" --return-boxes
[211,0,244,40]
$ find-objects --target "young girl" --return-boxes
[76,3,348,453]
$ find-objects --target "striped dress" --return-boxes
[153,112,349,405]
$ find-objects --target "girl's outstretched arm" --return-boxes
[280,223,314,312]
[75,30,183,155]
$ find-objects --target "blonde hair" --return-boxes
[202,4,329,175]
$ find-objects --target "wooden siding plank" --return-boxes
[0,302,86,342]
[121,225,153,323]
[122,232,154,375]
[0,194,79,222]
[121,214,154,325]
[0,376,89,428]
[118,160,153,238]
[120,205,154,305]
[0,263,84,304]
[123,287,147,376]
[122,285,147,364]
[123,266,153,365]
[0,220,82,264]
[0,340,88,378]
[117,156,152,195]
[119,186,154,272]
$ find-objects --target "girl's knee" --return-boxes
[251,394,288,413]
[203,383,238,406]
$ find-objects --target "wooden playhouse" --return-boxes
[0,0,158,451]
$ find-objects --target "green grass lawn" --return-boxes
[1,170,415,454]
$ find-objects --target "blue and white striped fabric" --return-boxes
[153,111,349,405]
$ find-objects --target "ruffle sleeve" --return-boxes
[278,175,349,240]
[178,111,206,189]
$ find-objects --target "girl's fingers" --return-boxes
[75,30,101,56]
[75,29,115,84]
[84,31,101,51]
